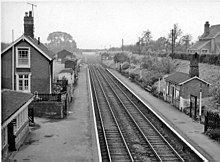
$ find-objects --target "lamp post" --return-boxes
[139,64,142,79]
[199,83,202,122]
[158,77,161,93]
[129,54,132,79]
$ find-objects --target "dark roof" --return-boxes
[65,58,77,62]
[26,36,54,60]
[59,68,74,74]
[164,72,190,84]
[188,40,210,50]
[57,49,74,57]
[200,24,220,39]
[2,90,33,124]
[1,35,54,61]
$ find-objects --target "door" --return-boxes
[171,86,175,104]
[7,121,16,151]
[190,95,197,119]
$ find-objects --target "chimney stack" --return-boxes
[24,11,34,38]
[189,52,199,78]
[204,21,210,36]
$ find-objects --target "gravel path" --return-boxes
[11,65,99,162]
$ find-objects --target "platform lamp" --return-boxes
[199,83,202,122]
[139,64,142,80]
[128,54,131,79]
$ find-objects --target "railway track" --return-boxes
[96,65,185,162]
[90,65,133,162]
[90,64,186,161]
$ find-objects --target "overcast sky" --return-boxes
[1,0,220,49]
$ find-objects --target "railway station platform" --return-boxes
[9,65,100,162]
[109,69,220,162]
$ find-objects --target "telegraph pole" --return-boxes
[139,37,141,55]
[171,29,174,59]
[121,39,124,52]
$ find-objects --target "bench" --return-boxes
[145,85,152,92]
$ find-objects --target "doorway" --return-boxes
[7,120,16,151]
[190,95,197,120]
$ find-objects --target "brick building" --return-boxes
[164,53,210,111]
[188,21,220,54]
[57,49,76,63]
[1,11,54,94]
[1,90,34,161]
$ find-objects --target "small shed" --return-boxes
[64,59,77,70]
[57,49,76,63]
[164,72,210,110]
[164,52,210,112]
[58,68,75,85]
[1,90,33,161]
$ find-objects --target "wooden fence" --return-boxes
[204,111,220,132]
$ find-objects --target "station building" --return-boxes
[1,11,54,94]
[1,90,34,161]
[164,53,210,111]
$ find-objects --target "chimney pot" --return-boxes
[25,12,28,17]
[29,11,32,17]
[38,37,40,45]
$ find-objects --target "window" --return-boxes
[201,49,209,54]
[16,73,31,92]
[176,89,180,100]
[2,127,6,147]
[16,47,30,68]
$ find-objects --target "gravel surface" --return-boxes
[10,65,99,162]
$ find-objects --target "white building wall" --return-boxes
[58,72,75,84]
[180,97,190,111]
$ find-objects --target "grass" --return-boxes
[102,57,220,111]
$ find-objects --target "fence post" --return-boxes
[58,94,61,101]
[204,112,208,133]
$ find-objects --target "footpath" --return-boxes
[10,65,99,162]
[109,69,220,162]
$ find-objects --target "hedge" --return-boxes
[168,53,220,66]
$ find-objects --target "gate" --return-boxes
[28,107,35,125]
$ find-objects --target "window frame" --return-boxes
[2,127,7,148]
[15,73,31,92]
[16,47,30,68]
[201,49,209,54]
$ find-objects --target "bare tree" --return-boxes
[181,34,192,53]
[141,29,152,54]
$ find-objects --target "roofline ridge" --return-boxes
[1,35,53,61]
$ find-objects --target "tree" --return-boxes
[212,79,220,105]
[45,31,77,54]
[141,30,152,54]
[114,52,129,63]
[141,30,152,45]
[153,37,167,53]
[181,34,192,53]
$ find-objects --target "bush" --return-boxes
[121,62,129,70]
[129,73,137,81]
[206,128,220,140]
